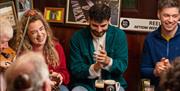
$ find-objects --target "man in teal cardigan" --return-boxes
[69,3,128,91]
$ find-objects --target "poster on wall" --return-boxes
[44,7,65,23]
[0,1,17,29]
[15,0,33,20]
[66,0,121,26]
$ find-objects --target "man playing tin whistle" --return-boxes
[141,0,180,90]
[69,2,128,91]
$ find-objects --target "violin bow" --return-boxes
[13,16,31,62]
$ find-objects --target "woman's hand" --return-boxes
[49,71,63,87]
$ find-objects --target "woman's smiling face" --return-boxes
[27,20,47,47]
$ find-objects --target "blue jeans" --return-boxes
[59,85,69,91]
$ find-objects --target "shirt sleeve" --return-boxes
[88,64,101,79]
[49,42,70,85]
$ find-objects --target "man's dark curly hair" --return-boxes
[160,57,180,91]
[88,3,111,23]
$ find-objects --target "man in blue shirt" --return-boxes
[141,0,180,90]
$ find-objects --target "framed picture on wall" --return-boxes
[66,0,121,26]
[0,1,17,29]
[15,0,33,20]
[44,7,65,23]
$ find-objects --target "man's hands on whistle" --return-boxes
[93,45,110,72]
[154,58,171,77]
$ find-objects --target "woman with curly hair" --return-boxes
[12,9,70,91]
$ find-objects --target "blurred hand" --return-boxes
[49,71,63,87]
[154,58,171,77]
[93,62,102,72]
[0,61,12,72]
[162,58,171,69]
[93,45,110,67]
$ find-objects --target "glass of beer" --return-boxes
[144,85,155,91]
[95,79,104,91]
[104,80,120,91]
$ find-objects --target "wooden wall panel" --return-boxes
[124,31,148,91]
[52,26,79,60]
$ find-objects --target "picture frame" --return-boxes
[44,7,65,23]
[0,1,17,29]
[66,0,121,26]
[15,0,33,20]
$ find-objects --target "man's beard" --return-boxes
[91,29,107,37]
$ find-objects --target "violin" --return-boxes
[0,10,34,72]
[0,48,16,71]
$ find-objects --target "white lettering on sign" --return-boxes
[134,25,148,29]
[120,17,161,32]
